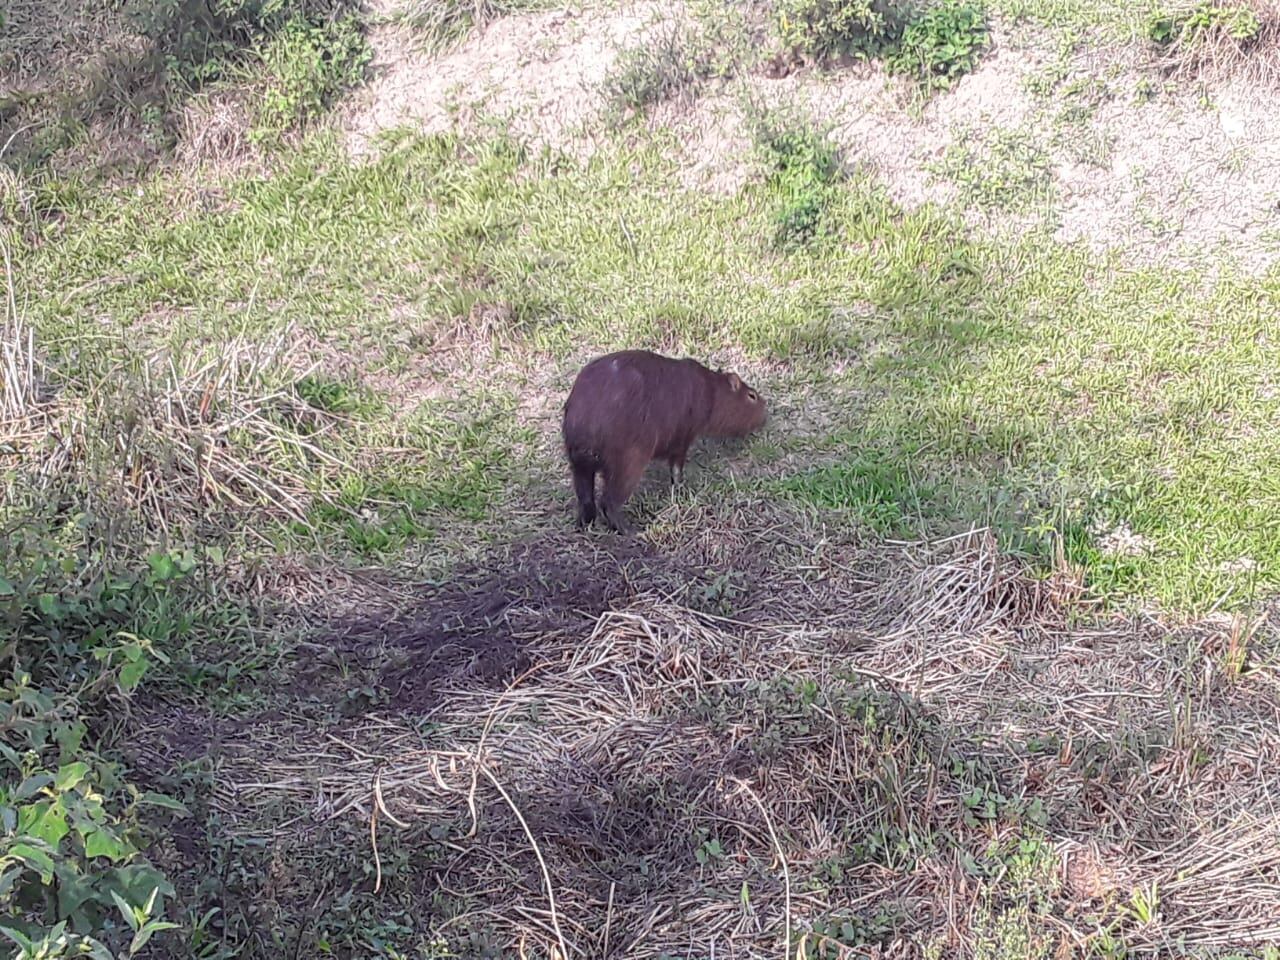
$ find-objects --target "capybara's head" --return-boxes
[708,370,767,437]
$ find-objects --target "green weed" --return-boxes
[0,501,246,957]
[930,125,1054,212]
[774,0,909,62]
[772,0,990,87]
[751,110,842,250]
[805,906,901,953]
[294,374,385,419]
[254,14,372,138]
[886,0,990,89]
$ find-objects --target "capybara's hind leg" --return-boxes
[668,450,687,488]
[571,462,597,528]
[600,451,646,534]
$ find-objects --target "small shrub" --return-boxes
[603,28,706,116]
[775,0,911,62]
[255,14,372,138]
[886,0,989,89]
[753,114,842,250]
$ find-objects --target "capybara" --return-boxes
[562,350,767,533]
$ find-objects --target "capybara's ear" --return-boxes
[728,373,742,392]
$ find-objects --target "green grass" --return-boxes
[930,124,1055,212]
[13,126,1280,611]
[986,0,1152,35]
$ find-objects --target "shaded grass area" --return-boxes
[155,524,1280,958]
[16,129,1280,610]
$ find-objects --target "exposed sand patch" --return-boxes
[1053,80,1280,271]
[346,1,675,155]
[345,4,1280,270]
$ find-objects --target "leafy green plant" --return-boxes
[887,0,989,88]
[0,665,184,957]
[693,836,725,865]
[695,571,743,616]
[805,908,899,953]
[255,14,372,138]
[752,113,842,250]
[775,0,910,62]
[0,511,207,957]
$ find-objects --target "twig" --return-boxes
[731,777,791,960]
[466,661,548,838]
[479,764,572,960]
[603,880,616,957]
[370,803,382,894]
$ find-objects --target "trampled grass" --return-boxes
[16,128,1280,610]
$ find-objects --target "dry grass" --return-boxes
[1152,0,1280,87]
[210,529,1280,957]
[4,323,349,536]
[395,0,547,52]
[1,240,41,426]
[174,89,261,173]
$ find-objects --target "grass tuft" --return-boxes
[397,0,551,52]
[1147,0,1280,86]
[602,25,708,117]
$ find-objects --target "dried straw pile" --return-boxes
[223,532,1280,957]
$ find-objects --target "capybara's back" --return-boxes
[562,350,766,533]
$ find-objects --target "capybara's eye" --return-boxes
[747,391,758,402]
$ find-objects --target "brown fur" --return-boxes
[562,350,768,533]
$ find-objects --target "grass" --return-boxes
[602,25,707,117]
[12,126,1280,610]
[394,0,564,52]
[1146,0,1280,87]
[0,0,369,172]
[7,6,1280,953]
[930,124,1055,213]
[985,0,1154,35]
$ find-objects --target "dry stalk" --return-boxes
[731,777,792,960]
[1,239,40,425]
[213,534,1280,957]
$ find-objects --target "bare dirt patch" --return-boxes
[346,0,676,155]
[1052,78,1280,270]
